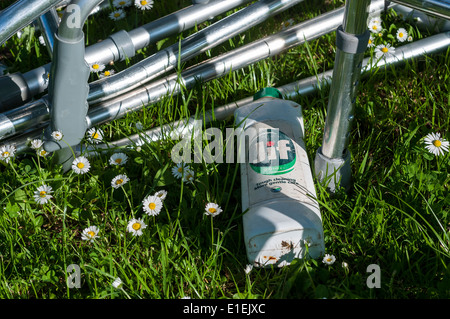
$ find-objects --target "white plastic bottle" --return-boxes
[234,87,325,267]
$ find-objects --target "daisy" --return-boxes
[127,218,147,236]
[81,225,100,242]
[0,144,16,164]
[424,132,449,156]
[87,127,104,144]
[72,156,91,174]
[109,152,128,166]
[367,34,375,48]
[154,190,167,201]
[112,277,123,289]
[281,18,295,30]
[396,28,408,42]
[134,0,153,10]
[244,264,253,274]
[90,62,105,73]
[374,43,395,59]
[183,168,195,183]
[99,69,115,78]
[171,162,187,179]
[407,35,413,42]
[33,185,53,205]
[113,0,132,8]
[204,202,222,217]
[51,130,63,141]
[322,254,336,265]
[38,149,49,157]
[109,9,126,21]
[30,139,44,150]
[111,174,130,189]
[368,18,382,33]
[142,195,163,216]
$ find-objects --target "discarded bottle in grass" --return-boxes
[234,87,325,267]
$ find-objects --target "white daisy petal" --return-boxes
[322,254,336,265]
[113,0,132,8]
[33,185,53,205]
[127,218,147,236]
[374,43,395,59]
[87,127,104,144]
[204,202,223,217]
[109,152,128,166]
[396,28,408,42]
[154,190,167,201]
[51,130,63,141]
[134,0,154,10]
[30,139,44,150]
[424,132,449,156]
[81,225,100,242]
[71,156,91,174]
[111,174,130,189]
[0,144,16,164]
[90,62,105,73]
[109,9,126,21]
[142,195,163,216]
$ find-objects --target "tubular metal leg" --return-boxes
[314,0,371,192]
[36,7,60,59]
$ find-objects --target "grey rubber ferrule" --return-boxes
[314,147,352,193]
[336,25,370,54]
[44,33,90,152]
[109,30,136,61]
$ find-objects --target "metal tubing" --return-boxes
[0,1,433,142]
[5,31,450,155]
[14,0,254,100]
[36,7,60,58]
[320,0,371,160]
[390,0,450,20]
[87,0,305,104]
[0,0,64,46]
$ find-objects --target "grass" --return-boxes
[0,0,449,299]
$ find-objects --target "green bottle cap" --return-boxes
[253,87,283,100]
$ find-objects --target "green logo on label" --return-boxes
[249,129,296,175]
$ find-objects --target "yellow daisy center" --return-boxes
[2,151,9,157]
[132,222,141,230]
[93,64,100,69]
[208,207,217,214]
[368,39,372,45]
[141,0,147,5]
[119,1,126,4]
[149,202,156,210]
[92,132,100,139]
[104,71,111,76]
[433,140,442,147]
[114,12,121,18]
[87,231,96,237]
[381,47,389,53]
[39,191,47,198]
[178,167,183,173]
[40,150,47,156]
[115,179,123,185]
[399,32,404,37]
[77,162,85,169]
[372,25,378,30]
[115,158,122,164]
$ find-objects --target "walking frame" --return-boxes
[0,0,449,190]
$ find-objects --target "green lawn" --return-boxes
[0,0,449,299]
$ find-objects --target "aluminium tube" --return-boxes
[3,31,450,155]
[320,0,372,160]
[0,0,394,141]
[36,7,60,58]
[86,0,306,104]
[0,0,64,46]
[390,0,450,20]
[18,0,254,100]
